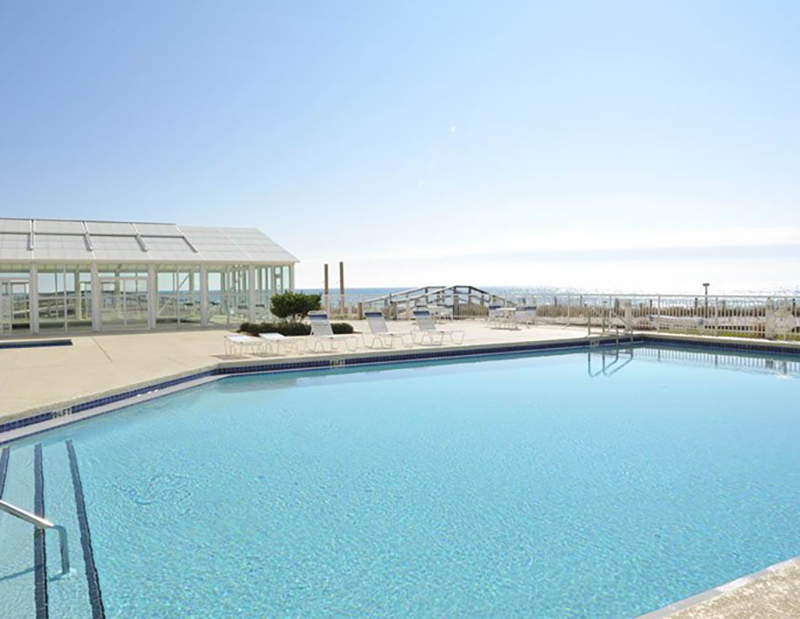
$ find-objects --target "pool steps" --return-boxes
[0,443,102,618]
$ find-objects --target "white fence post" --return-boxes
[765,298,776,340]
[624,300,632,332]
[656,296,661,332]
[566,295,571,326]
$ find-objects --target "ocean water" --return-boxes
[298,286,576,298]
[297,286,800,304]
[2,346,800,617]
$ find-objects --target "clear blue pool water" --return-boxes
[2,345,800,617]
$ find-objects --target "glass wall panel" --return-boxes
[280,266,291,293]
[156,266,201,327]
[206,265,250,326]
[37,264,93,332]
[207,269,228,326]
[254,266,273,321]
[0,264,30,334]
[97,264,149,329]
[226,266,250,324]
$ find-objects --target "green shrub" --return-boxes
[270,292,321,321]
[239,320,355,337]
[239,321,311,336]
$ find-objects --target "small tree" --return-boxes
[270,292,321,321]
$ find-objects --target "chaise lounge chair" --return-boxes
[514,305,537,325]
[307,311,359,353]
[364,310,414,349]
[258,332,305,356]
[224,334,262,356]
[412,307,465,346]
[487,304,518,330]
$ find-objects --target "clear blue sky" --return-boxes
[1,1,798,292]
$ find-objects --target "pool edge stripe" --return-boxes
[0,447,8,498]
[34,443,48,619]
[66,440,106,619]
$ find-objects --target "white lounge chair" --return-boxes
[364,310,414,349]
[224,334,262,356]
[487,304,519,330]
[258,333,304,356]
[412,307,465,346]
[307,311,359,353]
[514,305,537,325]
[647,315,706,331]
[428,305,453,320]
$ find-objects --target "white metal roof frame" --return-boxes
[0,218,299,265]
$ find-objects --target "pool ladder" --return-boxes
[0,498,70,575]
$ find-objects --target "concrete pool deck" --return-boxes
[1,321,799,618]
[641,555,800,618]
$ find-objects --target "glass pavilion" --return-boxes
[0,218,298,335]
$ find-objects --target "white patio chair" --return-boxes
[428,305,453,321]
[224,334,262,356]
[258,333,305,356]
[488,304,518,330]
[487,304,503,324]
[307,311,359,353]
[412,307,465,346]
[364,310,414,349]
[648,315,706,331]
[514,306,537,325]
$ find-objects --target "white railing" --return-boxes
[313,292,800,342]
[519,294,799,342]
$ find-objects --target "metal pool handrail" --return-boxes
[0,498,70,575]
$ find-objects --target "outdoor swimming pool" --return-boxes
[1,345,799,617]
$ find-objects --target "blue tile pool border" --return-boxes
[2,333,800,445]
[642,334,800,357]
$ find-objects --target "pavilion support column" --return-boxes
[91,263,101,332]
[29,263,39,334]
[74,269,82,324]
[289,264,295,292]
[248,265,256,322]
[200,265,209,327]
[147,265,157,330]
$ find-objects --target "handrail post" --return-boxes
[0,499,70,576]
[53,524,70,575]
